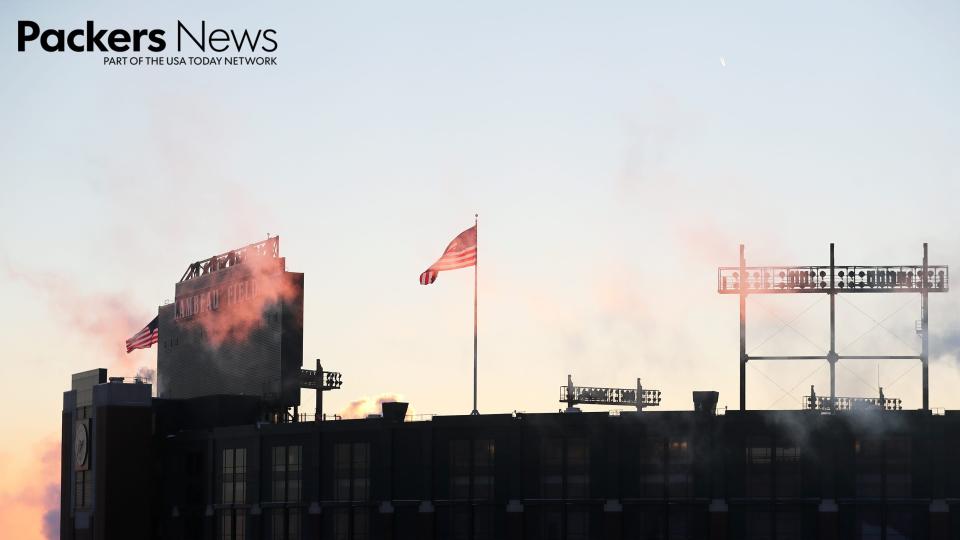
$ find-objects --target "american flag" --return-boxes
[126,316,159,353]
[420,225,477,285]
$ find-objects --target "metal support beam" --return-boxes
[922,243,929,410]
[316,359,323,420]
[750,356,828,360]
[839,355,922,360]
[636,378,643,412]
[749,355,922,361]
[739,244,747,411]
[829,243,837,412]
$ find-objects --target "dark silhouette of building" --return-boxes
[61,371,960,540]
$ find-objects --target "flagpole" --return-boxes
[472,213,479,415]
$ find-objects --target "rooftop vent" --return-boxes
[692,391,719,415]
[382,402,409,422]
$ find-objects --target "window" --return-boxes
[775,446,802,498]
[220,448,247,540]
[641,508,665,539]
[745,438,801,498]
[855,439,882,497]
[635,437,694,499]
[540,438,590,499]
[535,507,563,540]
[332,508,369,540]
[473,506,495,540]
[567,439,590,499]
[855,507,882,540]
[451,440,470,499]
[667,506,701,540]
[446,439,496,540]
[566,509,589,540]
[222,448,247,504]
[541,441,564,499]
[854,505,915,540]
[439,505,496,540]
[745,507,802,540]
[219,508,246,540]
[667,440,691,498]
[334,442,370,501]
[855,438,910,498]
[530,506,591,540]
[744,508,772,540]
[886,508,914,540]
[885,438,911,497]
[271,507,300,540]
[639,438,666,497]
[474,439,494,500]
[774,508,802,540]
[74,470,91,509]
[745,438,772,497]
[332,443,371,540]
[270,446,302,540]
[449,439,495,500]
[272,445,302,502]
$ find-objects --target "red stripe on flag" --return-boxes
[126,319,159,353]
[419,225,477,285]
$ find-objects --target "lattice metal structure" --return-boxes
[300,360,343,421]
[179,236,280,282]
[719,244,948,411]
[560,375,661,411]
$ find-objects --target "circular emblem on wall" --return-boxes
[75,423,89,469]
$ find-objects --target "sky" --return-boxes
[1,1,959,538]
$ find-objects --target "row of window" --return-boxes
[213,436,913,539]
[744,436,912,499]
[219,507,369,540]
[175,278,260,320]
[214,437,744,511]
[220,444,368,540]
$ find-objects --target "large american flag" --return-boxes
[126,316,159,353]
[420,225,477,285]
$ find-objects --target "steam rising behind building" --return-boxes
[157,237,304,407]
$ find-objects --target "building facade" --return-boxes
[61,372,960,540]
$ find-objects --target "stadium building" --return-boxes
[60,240,960,540]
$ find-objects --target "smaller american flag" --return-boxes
[126,316,159,353]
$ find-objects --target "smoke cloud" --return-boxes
[1,261,147,372]
[932,330,960,364]
[180,249,302,348]
[37,439,59,540]
[339,394,409,419]
[136,366,156,384]
[0,438,59,540]
[40,484,58,540]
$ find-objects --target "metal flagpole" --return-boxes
[472,214,479,415]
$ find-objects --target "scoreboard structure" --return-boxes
[559,375,662,412]
[157,237,305,407]
[719,243,948,412]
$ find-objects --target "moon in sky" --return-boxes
[720,57,727,68]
